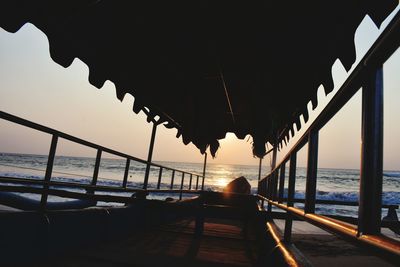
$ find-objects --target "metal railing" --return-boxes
[0,110,206,209]
[258,10,400,260]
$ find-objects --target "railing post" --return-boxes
[40,134,58,210]
[91,149,102,186]
[305,131,319,213]
[267,175,272,212]
[257,157,262,195]
[358,66,384,235]
[170,170,175,189]
[284,153,297,243]
[122,158,130,188]
[267,144,278,212]
[143,122,158,189]
[157,167,163,189]
[201,152,207,190]
[278,163,286,203]
[179,172,185,200]
[189,174,193,190]
[196,175,199,190]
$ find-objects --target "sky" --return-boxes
[0,7,399,171]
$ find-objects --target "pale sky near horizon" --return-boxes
[1,7,399,172]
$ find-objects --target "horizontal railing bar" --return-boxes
[0,185,202,203]
[0,176,202,195]
[278,197,398,209]
[269,211,399,229]
[266,221,304,267]
[149,164,203,178]
[258,195,400,258]
[146,189,202,194]
[0,111,145,164]
[0,110,203,179]
[0,176,142,193]
[263,10,400,181]
[0,185,137,203]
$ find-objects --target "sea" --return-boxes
[0,152,399,218]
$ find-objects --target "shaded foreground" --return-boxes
[43,218,260,267]
[1,193,298,267]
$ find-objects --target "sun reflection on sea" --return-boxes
[215,177,229,187]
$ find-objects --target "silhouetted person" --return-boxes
[223,176,251,194]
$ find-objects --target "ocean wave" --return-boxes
[290,190,399,205]
[383,172,400,178]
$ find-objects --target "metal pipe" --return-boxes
[272,169,279,201]
[40,134,58,210]
[122,158,130,188]
[143,122,158,189]
[278,163,286,203]
[268,145,278,212]
[179,173,185,200]
[358,66,384,235]
[201,152,207,190]
[260,195,400,260]
[189,174,193,190]
[91,149,102,186]
[157,167,163,189]
[305,131,318,213]
[284,153,297,242]
[195,175,199,190]
[170,170,175,189]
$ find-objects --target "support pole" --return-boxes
[196,175,199,190]
[305,131,319,213]
[87,148,102,195]
[271,145,277,173]
[40,135,58,210]
[257,158,262,195]
[143,122,158,189]
[268,144,278,212]
[278,163,286,203]
[179,173,185,200]
[201,152,207,191]
[284,152,297,243]
[91,149,102,186]
[358,66,384,235]
[189,174,193,190]
[170,170,175,189]
[122,158,130,188]
[157,167,163,189]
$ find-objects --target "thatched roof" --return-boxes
[1,1,397,157]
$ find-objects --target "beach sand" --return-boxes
[274,219,398,267]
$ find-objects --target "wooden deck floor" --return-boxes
[44,218,262,267]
